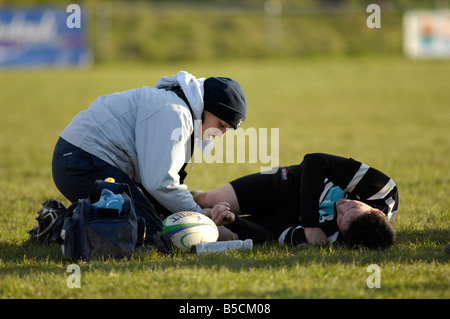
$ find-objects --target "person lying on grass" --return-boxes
[193,153,399,250]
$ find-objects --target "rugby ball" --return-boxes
[161,211,219,250]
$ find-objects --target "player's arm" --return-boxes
[212,209,274,244]
[340,160,399,221]
[299,153,360,226]
[299,153,363,245]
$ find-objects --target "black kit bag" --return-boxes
[53,180,145,260]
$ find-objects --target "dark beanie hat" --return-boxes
[203,77,247,129]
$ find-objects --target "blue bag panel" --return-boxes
[61,199,91,260]
[61,203,87,260]
[85,218,136,259]
[61,217,78,259]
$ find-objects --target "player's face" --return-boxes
[200,110,232,140]
[336,199,373,234]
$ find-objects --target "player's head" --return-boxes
[336,199,396,249]
[344,209,396,249]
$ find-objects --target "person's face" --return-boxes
[336,199,378,234]
[200,110,233,140]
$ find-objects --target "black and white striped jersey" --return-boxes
[226,153,399,246]
[278,153,399,246]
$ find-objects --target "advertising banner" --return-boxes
[403,10,450,59]
[0,5,91,67]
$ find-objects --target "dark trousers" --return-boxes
[52,137,163,236]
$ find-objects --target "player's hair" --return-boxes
[344,209,397,249]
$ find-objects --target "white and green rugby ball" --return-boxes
[162,211,218,250]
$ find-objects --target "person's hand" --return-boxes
[211,202,235,226]
[202,207,212,218]
[304,227,329,246]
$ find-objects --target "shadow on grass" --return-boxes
[1,228,448,277]
[0,240,65,263]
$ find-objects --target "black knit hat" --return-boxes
[203,77,247,129]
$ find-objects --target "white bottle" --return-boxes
[191,239,253,254]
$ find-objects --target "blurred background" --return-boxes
[1,0,449,67]
[1,0,449,192]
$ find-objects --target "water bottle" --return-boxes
[191,239,253,254]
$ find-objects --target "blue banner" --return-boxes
[0,5,91,67]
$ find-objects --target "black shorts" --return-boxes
[229,171,275,217]
[229,166,301,233]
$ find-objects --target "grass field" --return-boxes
[0,56,449,301]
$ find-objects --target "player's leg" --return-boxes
[192,185,239,241]
[194,171,275,220]
[193,183,240,214]
[193,171,275,241]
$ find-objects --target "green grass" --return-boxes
[0,56,449,299]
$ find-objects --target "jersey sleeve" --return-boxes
[226,215,275,244]
[344,162,399,221]
[277,225,340,247]
[299,153,360,227]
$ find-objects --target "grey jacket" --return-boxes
[60,84,202,214]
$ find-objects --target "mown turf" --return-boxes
[0,56,448,299]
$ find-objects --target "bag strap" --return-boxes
[166,86,195,184]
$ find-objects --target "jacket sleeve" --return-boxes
[135,103,202,214]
